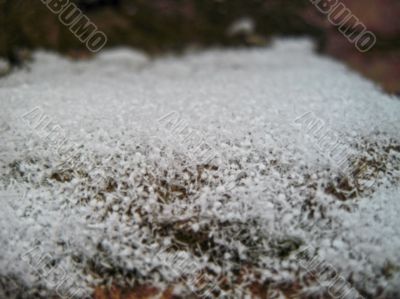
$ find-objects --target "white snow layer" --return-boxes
[0,39,399,299]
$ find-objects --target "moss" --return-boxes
[325,138,400,200]
[50,170,74,182]
[272,236,303,259]
[382,261,400,279]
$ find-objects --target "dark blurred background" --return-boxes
[0,0,399,93]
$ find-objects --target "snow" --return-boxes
[0,38,400,298]
[227,17,255,36]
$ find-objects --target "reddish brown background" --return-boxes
[0,0,399,94]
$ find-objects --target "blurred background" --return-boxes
[0,0,399,94]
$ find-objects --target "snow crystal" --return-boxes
[0,38,400,298]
